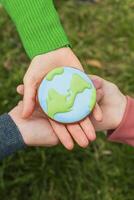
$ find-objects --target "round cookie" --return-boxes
[38,67,96,123]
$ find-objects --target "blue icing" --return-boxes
[38,69,72,113]
[38,67,96,123]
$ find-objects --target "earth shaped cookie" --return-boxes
[38,67,96,123]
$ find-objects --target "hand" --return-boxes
[90,76,127,131]
[18,48,103,149]
[9,102,59,147]
[22,47,84,118]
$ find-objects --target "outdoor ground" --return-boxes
[0,0,134,199]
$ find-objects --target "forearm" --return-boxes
[108,96,134,147]
[0,114,26,160]
[1,0,69,58]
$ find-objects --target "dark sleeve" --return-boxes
[0,114,26,160]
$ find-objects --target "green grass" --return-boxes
[0,0,134,199]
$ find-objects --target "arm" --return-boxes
[1,0,69,58]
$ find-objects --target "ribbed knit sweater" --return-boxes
[0,0,69,58]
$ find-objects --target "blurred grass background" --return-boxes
[0,0,134,199]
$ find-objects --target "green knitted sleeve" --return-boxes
[1,0,70,59]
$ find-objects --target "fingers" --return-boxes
[96,89,104,102]
[49,119,74,150]
[66,123,89,148]
[17,84,24,95]
[92,103,103,122]
[92,87,104,122]
[89,75,104,122]
[89,75,103,90]
[79,117,96,141]
[17,82,36,118]
[17,84,39,108]
[49,119,96,150]
[17,101,23,107]
[22,79,38,118]
[89,75,103,121]
[50,117,97,150]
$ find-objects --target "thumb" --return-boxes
[22,78,38,118]
[89,74,104,102]
[89,75,103,90]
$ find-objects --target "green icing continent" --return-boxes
[46,74,92,118]
[89,88,96,111]
[46,68,64,81]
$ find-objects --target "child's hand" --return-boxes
[90,76,127,131]
[9,102,59,147]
